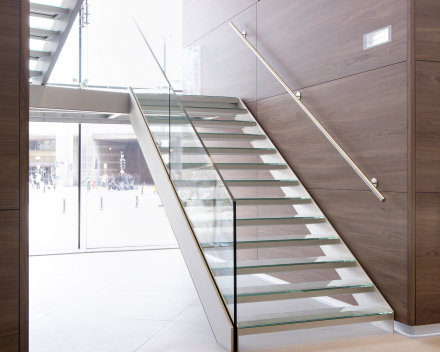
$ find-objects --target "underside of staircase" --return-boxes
[29,0,83,84]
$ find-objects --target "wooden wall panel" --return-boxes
[0,211,19,351]
[19,0,29,349]
[415,193,440,325]
[256,0,408,100]
[0,0,28,350]
[183,0,414,325]
[310,189,408,322]
[256,62,408,193]
[183,0,256,46]
[415,0,440,62]
[0,0,20,210]
[185,5,257,102]
[415,61,440,192]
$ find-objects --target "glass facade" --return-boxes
[29,122,79,253]
[29,121,177,255]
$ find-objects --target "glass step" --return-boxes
[172,180,299,188]
[151,131,266,141]
[30,2,68,19]
[158,147,277,155]
[147,116,256,128]
[142,105,247,116]
[236,234,339,248]
[30,26,59,40]
[30,49,50,60]
[211,256,356,276]
[236,216,325,226]
[30,70,42,77]
[183,197,311,207]
[136,92,240,104]
[235,197,311,206]
[166,163,286,170]
[237,279,373,303]
[237,305,393,334]
[200,234,339,250]
[226,180,299,187]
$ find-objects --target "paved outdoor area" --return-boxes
[30,249,440,352]
[29,185,177,254]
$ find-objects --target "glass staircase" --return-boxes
[29,1,83,84]
[127,21,394,352]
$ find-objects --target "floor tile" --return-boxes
[173,299,210,323]
[30,314,168,352]
[136,320,226,352]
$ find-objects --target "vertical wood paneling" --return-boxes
[182,0,426,325]
[256,0,408,101]
[0,0,28,350]
[415,62,440,325]
[407,0,416,327]
[256,63,408,193]
[416,193,440,325]
[0,211,19,351]
[0,1,20,210]
[415,0,440,62]
[19,0,29,349]
[415,61,440,192]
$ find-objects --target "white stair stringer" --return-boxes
[235,97,394,333]
[127,89,235,351]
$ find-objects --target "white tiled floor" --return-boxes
[30,249,440,352]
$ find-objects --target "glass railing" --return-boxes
[131,20,237,341]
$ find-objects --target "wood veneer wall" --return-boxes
[183,0,415,324]
[414,0,440,326]
[0,0,29,350]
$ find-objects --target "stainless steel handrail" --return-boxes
[229,21,385,202]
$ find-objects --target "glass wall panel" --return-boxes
[29,122,79,254]
[80,123,177,249]
[83,0,182,90]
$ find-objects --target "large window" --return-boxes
[29,123,79,254]
[29,122,177,255]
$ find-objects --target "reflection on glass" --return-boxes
[29,122,79,254]
[80,124,177,249]
[132,15,237,324]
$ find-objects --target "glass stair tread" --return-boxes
[30,49,51,60]
[210,256,356,276]
[200,235,339,249]
[183,197,310,206]
[137,92,240,103]
[30,27,59,40]
[226,180,299,187]
[237,305,393,333]
[236,216,325,226]
[142,105,247,112]
[142,106,247,117]
[237,256,354,268]
[30,70,42,77]
[151,131,266,140]
[147,116,255,124]
[237,234,338,248]
[236,279,373,303]
[235,197,310,205]
[172,180,299,188]
[30,2,68,19]
[166,163,286,170]
[158,147,276,155]
[30,2,68,10]
[30,26,59,32]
